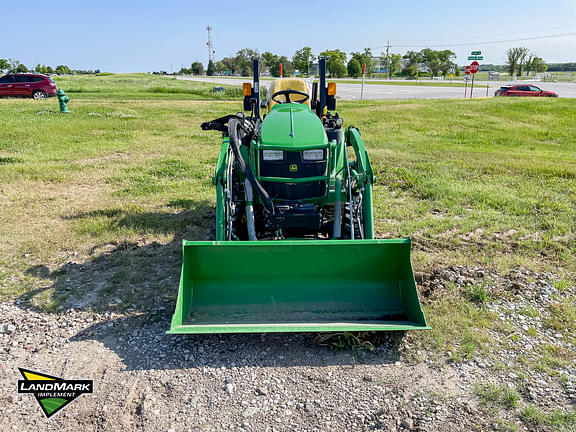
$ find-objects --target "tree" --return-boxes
[347,58,361,78]
[331,60,347,78]
[381,53,402,78]
[403,51,423,78]
[506,47,529,78]
[207,60,216,76]
[261,52,292,77]
[55,65,71,74]
[350,48,373,74]
[261,51,279,75]
[16,63,29,73]
[215,61,227,74]
[437,50,456,77]
[531,57,548,73]
[292,46,313,76]
[235,48,259,76]
[320,50,347,77]
[524,51,535,76]
[420,48,441,76]
[46,66,54,74]
[191,61,204,75]
[278,56,293,77]
[220,57,237,74]
[8,59,20,73]
[418,48,456,77]
[0,58,9,73]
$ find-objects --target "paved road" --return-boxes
[178,76,576,100]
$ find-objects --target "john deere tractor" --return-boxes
[168,58,428,334]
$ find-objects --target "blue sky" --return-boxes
[2,0,575,72]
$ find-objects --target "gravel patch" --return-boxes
[1,266,574,431]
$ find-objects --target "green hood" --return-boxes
[259,104,327,150]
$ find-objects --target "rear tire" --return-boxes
[32,90,47,100]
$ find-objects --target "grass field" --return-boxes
[52,73,247,100]
[1,75,575,293]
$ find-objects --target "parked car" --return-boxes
[0,74,58,99]
[495,85,558,97]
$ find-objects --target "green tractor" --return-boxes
[168,58,428,334]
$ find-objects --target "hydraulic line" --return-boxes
[343,143,354,240]
[228,118,274,214]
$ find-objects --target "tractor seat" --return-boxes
[267,78,311,110]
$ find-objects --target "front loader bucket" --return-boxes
[168,239,429,334]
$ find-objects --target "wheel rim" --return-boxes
[33,92,46,100]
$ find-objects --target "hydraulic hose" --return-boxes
[228,118,274,214]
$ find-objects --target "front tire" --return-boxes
[32,90,47,100]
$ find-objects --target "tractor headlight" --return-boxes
[262,150,284,161]
[302,149,324,161]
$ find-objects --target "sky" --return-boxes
[2,0,576,72]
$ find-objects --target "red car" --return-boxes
[495,85,558,97]
[0,73,58,99]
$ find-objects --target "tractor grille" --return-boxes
[259,150,327,200]
[259,150,327,178]
[261,181,326,200]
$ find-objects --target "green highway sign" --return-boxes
[468,55,484,60]
[471,50,482,55]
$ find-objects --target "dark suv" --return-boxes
[0,74,58,99]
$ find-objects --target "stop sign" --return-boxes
[465,66,471,75]
[470,61,479,74]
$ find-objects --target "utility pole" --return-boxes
[206,26,216,65]
[385,40,391,80]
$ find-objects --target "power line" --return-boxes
[371,31,576,50]
[371,25,576,46]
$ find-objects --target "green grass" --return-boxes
[340,98,576,272]
[475,383,519,409]
[51,73,249,100]
[465,281,491,305]
[521,405,576,431]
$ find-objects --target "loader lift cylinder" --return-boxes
[318,57,327,117]
[252,58,261,120]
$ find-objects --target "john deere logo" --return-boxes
[289,164,298,172]
[17,368,93,418]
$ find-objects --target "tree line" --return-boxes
[0,58,99,75]
[175,47,460,79]
[2,47,556,79]
[173,46,555,79]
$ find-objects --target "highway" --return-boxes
[178,76,576,100]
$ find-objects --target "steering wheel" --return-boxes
[271,89,310,104]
